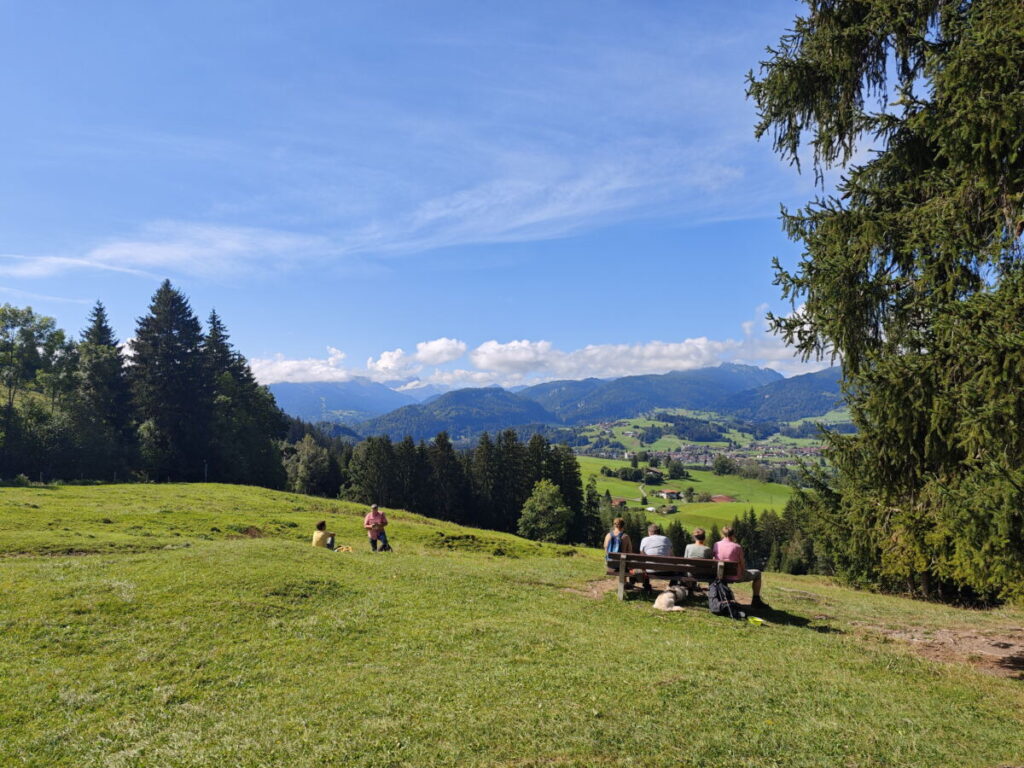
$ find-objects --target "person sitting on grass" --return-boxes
[638,523,674,591]
[683,527,712,559]
[712,525,767,607]
[603,517,633,575]
[311,520,335,550]
[364,504,391,552]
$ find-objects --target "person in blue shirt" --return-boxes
[603,517,634,574]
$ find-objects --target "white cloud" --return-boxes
[421,368,502,389]
[414,337,467,365]
[250,346,352,384]
[365,348,421,380]
[466,336,738,383]
[470,339,555,374]
[251,306,828,388]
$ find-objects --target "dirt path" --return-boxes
[563,577,619,599]
[853,622,1024,680]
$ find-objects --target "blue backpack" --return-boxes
[606,532,623,554]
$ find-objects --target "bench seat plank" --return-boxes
[606,553,738,599]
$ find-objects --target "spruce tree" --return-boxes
[582,475,602,545]
[202,309,285,487]
[494,429,528,532]
[348,435,396,505]
[392,435,422,513]
[427,431,469,523]
[470,432,499,528]
[750,0,1024,601]
[131,280,212,481]
[74,301,134,479]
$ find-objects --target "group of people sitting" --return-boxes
[603,518,766,607]
[311,503,392,552]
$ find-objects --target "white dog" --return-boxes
[653,586,687,612]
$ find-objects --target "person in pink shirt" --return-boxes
[363,504,391,552]
[712,526,766,607]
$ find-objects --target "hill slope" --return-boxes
[717,366,843,421]
[518,363,784,424]
[356,387,557,441]
[269,379,416,423]
[2,484,1023,767]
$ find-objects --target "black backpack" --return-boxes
[707,579,745,619]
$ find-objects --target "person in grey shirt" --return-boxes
[639,523,673,556]
[638,523,673,592]
[683,527,713,559]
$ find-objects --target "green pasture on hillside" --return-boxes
[3,484,1023,767]
[577,456,793,520]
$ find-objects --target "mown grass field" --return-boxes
[577,456,792,530]
[583,416,739,452]
[3,484,1024,767]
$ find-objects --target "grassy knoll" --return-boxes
[3,484,1024,767]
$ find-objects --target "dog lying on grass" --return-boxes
[653,586,688,611]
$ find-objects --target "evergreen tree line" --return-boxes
[282,428,602,546]
[0,281,286,486]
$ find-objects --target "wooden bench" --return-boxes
[605,552,739,600]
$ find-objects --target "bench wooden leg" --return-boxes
[618,558,627,600]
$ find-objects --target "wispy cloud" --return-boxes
[5,9,803,282]
[2,223,331,280]
[0,285,92,305]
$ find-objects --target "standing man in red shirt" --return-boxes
[712,526,766,607]
[363,504,391,552]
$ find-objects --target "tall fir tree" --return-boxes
[427,431,469,523]
[470,431,499,528]
[131,280,213,481]
[391,435,422,513]
[750,0,1024,601]
[74,301,135,479]
[493,429,529,532]
[347,435,396,505]
[203,309,286,487]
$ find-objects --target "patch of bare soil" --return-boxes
[563,577,619,599]
[226,526,264,539]
[853,622,1024,680]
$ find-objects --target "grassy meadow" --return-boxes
[3,483,1023,767]
[577,456,793,531]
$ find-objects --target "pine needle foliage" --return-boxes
[749,0,1024,601]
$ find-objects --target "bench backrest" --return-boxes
[606,552,739,579]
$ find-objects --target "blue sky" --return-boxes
[1,0,834,390]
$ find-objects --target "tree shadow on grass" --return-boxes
[998,652,1024,680]
[747,602,843,633]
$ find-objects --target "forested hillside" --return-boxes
[716,367,842,421]
[357,387,556,441]
[518,363,782,423]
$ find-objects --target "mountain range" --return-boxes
[269,364,844,441]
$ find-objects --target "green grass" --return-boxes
[3,483,1024,767]
[577,456,793,526]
